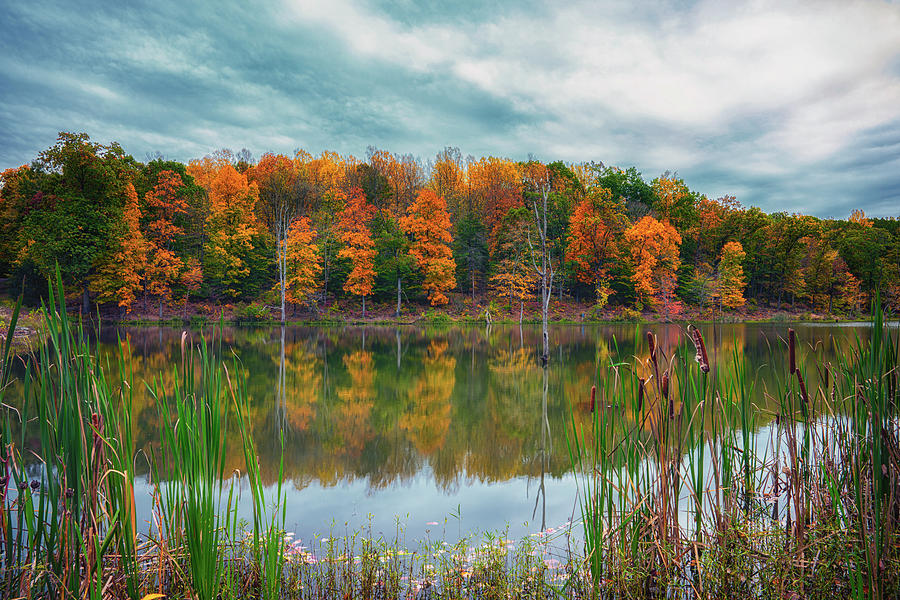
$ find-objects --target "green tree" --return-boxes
[17,132,138,311]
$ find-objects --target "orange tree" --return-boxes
[336,187,377,316]
[144,169,187,317]
[565,187,625,308]
[91,182,147,313]
[400,189,456,306]
[625,215,682,319]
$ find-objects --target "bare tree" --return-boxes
[523,162,556,364]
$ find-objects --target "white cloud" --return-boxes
[283,0,900,174]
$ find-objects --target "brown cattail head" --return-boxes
[788,328,796,375]
[647,331,657,364]
[637,377,646,413]
[590,385,596,413]
[688,325,710,374]
[663,370,673,417]
[796,370,808,408]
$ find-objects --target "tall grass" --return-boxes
[0,270,139,598]
[566,303,899,599]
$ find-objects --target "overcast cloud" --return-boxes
[1,0,899,217]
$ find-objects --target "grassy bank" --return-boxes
[0,275,897,598]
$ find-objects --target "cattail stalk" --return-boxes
[687,325,710,373]
[788,328,796,375]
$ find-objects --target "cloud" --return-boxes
[1,0,899,216]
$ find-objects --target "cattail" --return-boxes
[796,370,808,408]
[647,331,657,365]
[788,328,796,375]
[687,324,710,373]
[662,371,672,417]
[590,385,596,413]
[637,377,646,413]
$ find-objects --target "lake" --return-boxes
[6,320,888,546]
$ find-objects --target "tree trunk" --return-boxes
[396,277,402,318]
[159,298,163,321]
[362,295,366,319]
[519,301,524,324]
[82,285,90,315]
[322,242,330,307]
[279,232,286,324]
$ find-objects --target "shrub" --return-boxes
[234,303,271,323]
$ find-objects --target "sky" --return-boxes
[1,0,899,218]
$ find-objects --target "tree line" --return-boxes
[1,132,898,320]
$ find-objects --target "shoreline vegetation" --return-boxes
[3,292,882,330]
[0,275,897,599]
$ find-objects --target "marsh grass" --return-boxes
[566,301,898,599]
[0,274,897,599]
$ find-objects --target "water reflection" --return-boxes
[5,321,880,541]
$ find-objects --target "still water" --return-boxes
[12,321,887,544]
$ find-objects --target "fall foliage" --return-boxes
[400,189,456,306]
[2,132,897,320]
[283,216,321,307]
[565,187,623,307]
[625,216,682,318]
[336,187,377,313]
[90,183,147,311]
[714,241,746,310]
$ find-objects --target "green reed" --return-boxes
[0,269,138,598]
[150,331,231,600]
[229,357,287,600]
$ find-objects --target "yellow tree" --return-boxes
[625,216,682,319]
[714,241,746,310]
[849,208,873,227]
[400,189,456,306]
[205,165,261,298]
[91,183,147,313]
[283,216,321,309]
[251,153,299,322]
[336,187,377,316]
[429,147,466,219]
[489,208,537,320]
[652,175,696,230]
[301,150,349,298]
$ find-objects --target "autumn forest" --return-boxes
[1,131,898,321]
